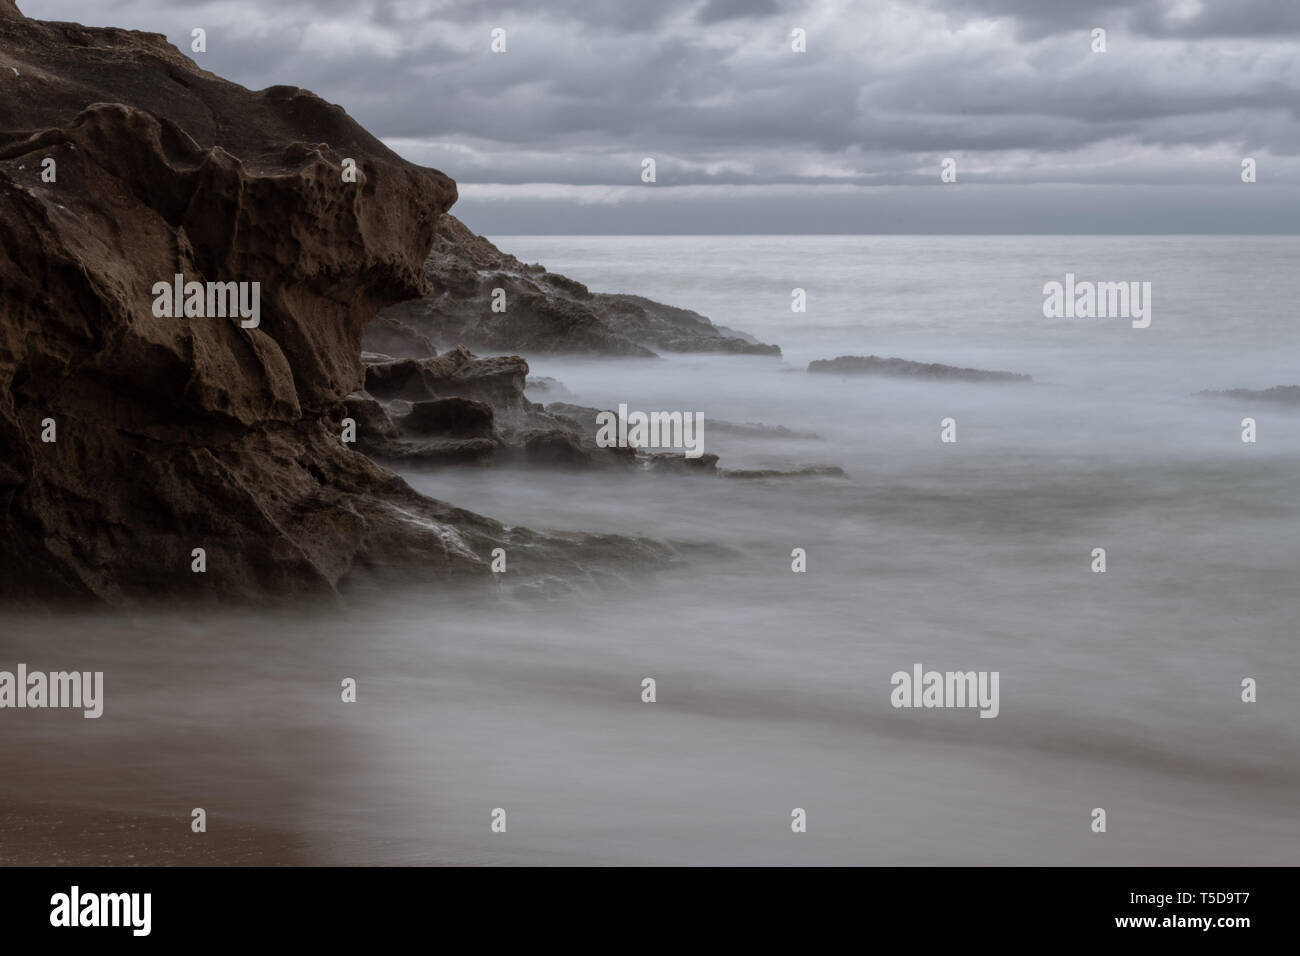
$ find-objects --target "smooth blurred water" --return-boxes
[2,236,1297,865]
[400,235,1300,863]
[498,234,1300,377]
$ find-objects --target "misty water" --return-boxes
[4,236,1298,865]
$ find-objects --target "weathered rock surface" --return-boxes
[349,347,637,469]
[808,355,1032,382]
[1195,385,1300,404]
[646,453,720,474]
[0,3,665,604]
[375,213,782,358]
[524,376,572,399]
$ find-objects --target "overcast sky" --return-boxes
[23,0,1300,233]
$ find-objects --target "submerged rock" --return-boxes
[544,402,837,474]
[808,355,1031,382]
[646,453,720,474]
[375,214,782,358]
[721,465,847,480]
[1196,386,1300,404]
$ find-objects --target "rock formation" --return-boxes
[375,213,781,358]
[808,355,1031,382]
[0,2,666,605]
[542,402,848,477]
[721,466,847,480]
[1195,385,1300,405]
[346,348,636,469]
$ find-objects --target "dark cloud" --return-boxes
[698,0,782,25]
[20,0,1300,230]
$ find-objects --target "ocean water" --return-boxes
[3,236,1297,865]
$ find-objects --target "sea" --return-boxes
[3,235,1297,865]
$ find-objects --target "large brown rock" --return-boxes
[0,4,663,603]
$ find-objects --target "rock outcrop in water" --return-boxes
[346,347,636,469]
[1195,385,1300,405]
[808,355,1031,382]
[0,2,666,604]
[542,402,849,477]
[376,213,781,358]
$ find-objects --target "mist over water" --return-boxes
[3,236,1298,864]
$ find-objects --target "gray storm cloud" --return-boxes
[24,0,1300,231]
